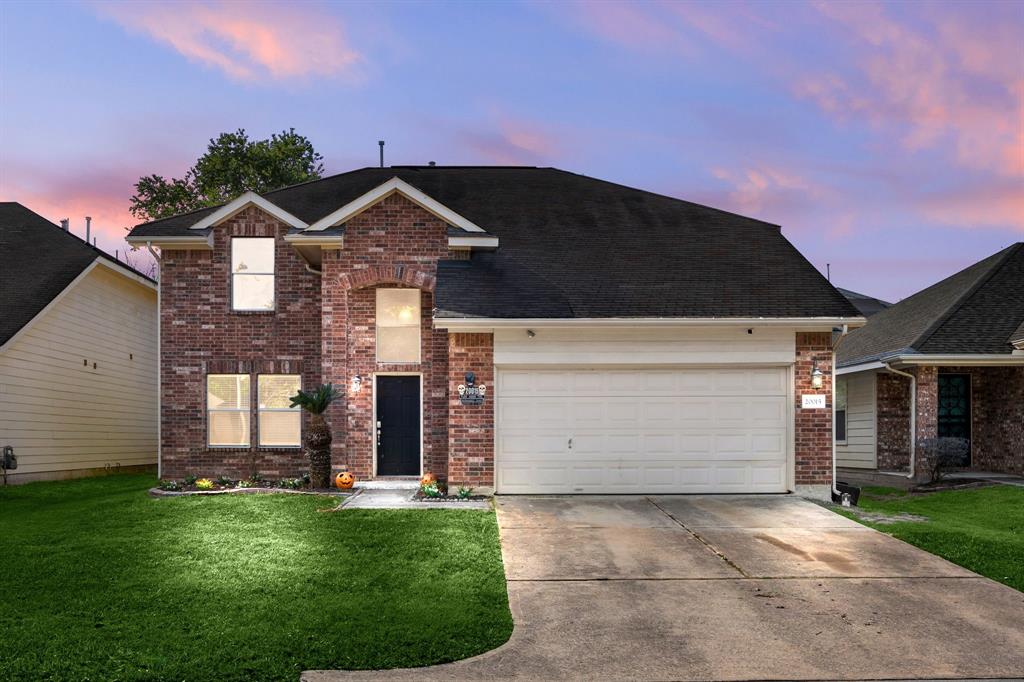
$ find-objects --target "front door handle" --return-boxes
[568,437,573,450]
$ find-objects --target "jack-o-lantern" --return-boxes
[420,472,436,487]
[335,471,355,489]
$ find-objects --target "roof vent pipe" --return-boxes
[378,140,385,168]
[60,218,69,231]
[85,216,92,244]
[429,161,436,166]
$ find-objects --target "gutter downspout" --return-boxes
[305,263,322,276]
[146,243,162,480]
[832,324,849,499]
[883,363,916,479]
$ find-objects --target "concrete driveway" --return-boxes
[305,495,1024,681]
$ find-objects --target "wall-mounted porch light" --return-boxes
[351,374,362,393]
[810,359,825,389]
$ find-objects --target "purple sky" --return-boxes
[1,0,1021,302]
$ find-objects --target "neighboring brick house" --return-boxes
[126,166,862,498]
[836,243,1024,480]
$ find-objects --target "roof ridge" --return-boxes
[911,242,1021,352]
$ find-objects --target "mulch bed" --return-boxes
[413,491,490,503]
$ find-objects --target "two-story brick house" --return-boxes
[126,166,862,498]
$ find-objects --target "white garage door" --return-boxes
[496,367,790,494]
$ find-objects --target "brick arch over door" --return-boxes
[337,265,436,293]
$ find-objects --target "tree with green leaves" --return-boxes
[129,128,324,222]
[289,383,341,489]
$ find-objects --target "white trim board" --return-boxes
[188,191,308,231]
[305,177,487,233]
[437,316,865,332]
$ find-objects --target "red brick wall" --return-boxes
[876,372,911,470]
[795,332,833,486]
[912,366,939,478]
[941,367,1024,475]
[447,333,495,490]
[320,194,457,480]
[160,206,322,479]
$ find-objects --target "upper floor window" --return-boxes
[231,238,275,311]
[376,289,420,363]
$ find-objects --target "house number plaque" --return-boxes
[458,371,487,405]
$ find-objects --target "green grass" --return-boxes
[0,475,512,681]
[840,484,1024,592]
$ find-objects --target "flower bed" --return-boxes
[150,474,349,497]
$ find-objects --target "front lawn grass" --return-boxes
[0,475,512,681]
[840,484,1024,592]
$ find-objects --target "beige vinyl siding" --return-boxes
[836,372,877,469]
[0,263,157,480]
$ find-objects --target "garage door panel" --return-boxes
[496,367,790,494]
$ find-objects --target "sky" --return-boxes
[1,0,1021,302]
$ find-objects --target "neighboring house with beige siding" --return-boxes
[1,202,157,484]
[835,371,878,469]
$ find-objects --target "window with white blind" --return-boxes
[258,375,301,447]
[207,374,250,446]
[231,238,275,311]
[836,377,848,443]
[376,289,421,363]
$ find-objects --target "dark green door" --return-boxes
[937,374,971,466]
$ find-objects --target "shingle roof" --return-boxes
[836,287,891,317]
[0,202,155,347]
[129,166,860,320]
[837,243,1024,367]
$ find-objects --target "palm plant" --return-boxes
[289,383,341,488]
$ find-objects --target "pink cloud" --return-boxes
[551,1,695,55]
[0,158,148,264]
[92,1,360,82]
[918,182,1024,232]
[706,164,835,221]
[802,1,1023,179]
[453,114,562,165]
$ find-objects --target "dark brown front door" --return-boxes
[937,373,971,466]
[376,376,420,476]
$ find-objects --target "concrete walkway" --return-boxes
[305,495,1024,681]
[341,487,490,510]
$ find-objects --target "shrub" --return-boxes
[421,481,442,498]
[195,478,214,490]
[184,474,198,486]
[157,479,182,491]
[216,475,233,486]
[457,486,473,500]
[920,437,971,482]
[236,479,255,489]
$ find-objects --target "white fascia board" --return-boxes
[306,177,486,233]
[434,316,865,332]
[125,234,214,249]
[448,235,499,248]
[282,234,345,247]
[188,191,308,230]
[94,258,158,291]
[887,354,1024,367]
[836,361,886,375]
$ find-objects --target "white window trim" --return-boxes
[231,237,276,312]
[376,289,422,364]
[207,374,251,448]
[257,374,302,448]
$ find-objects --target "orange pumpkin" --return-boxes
[420,472,436,487]
[335,471,355,489]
